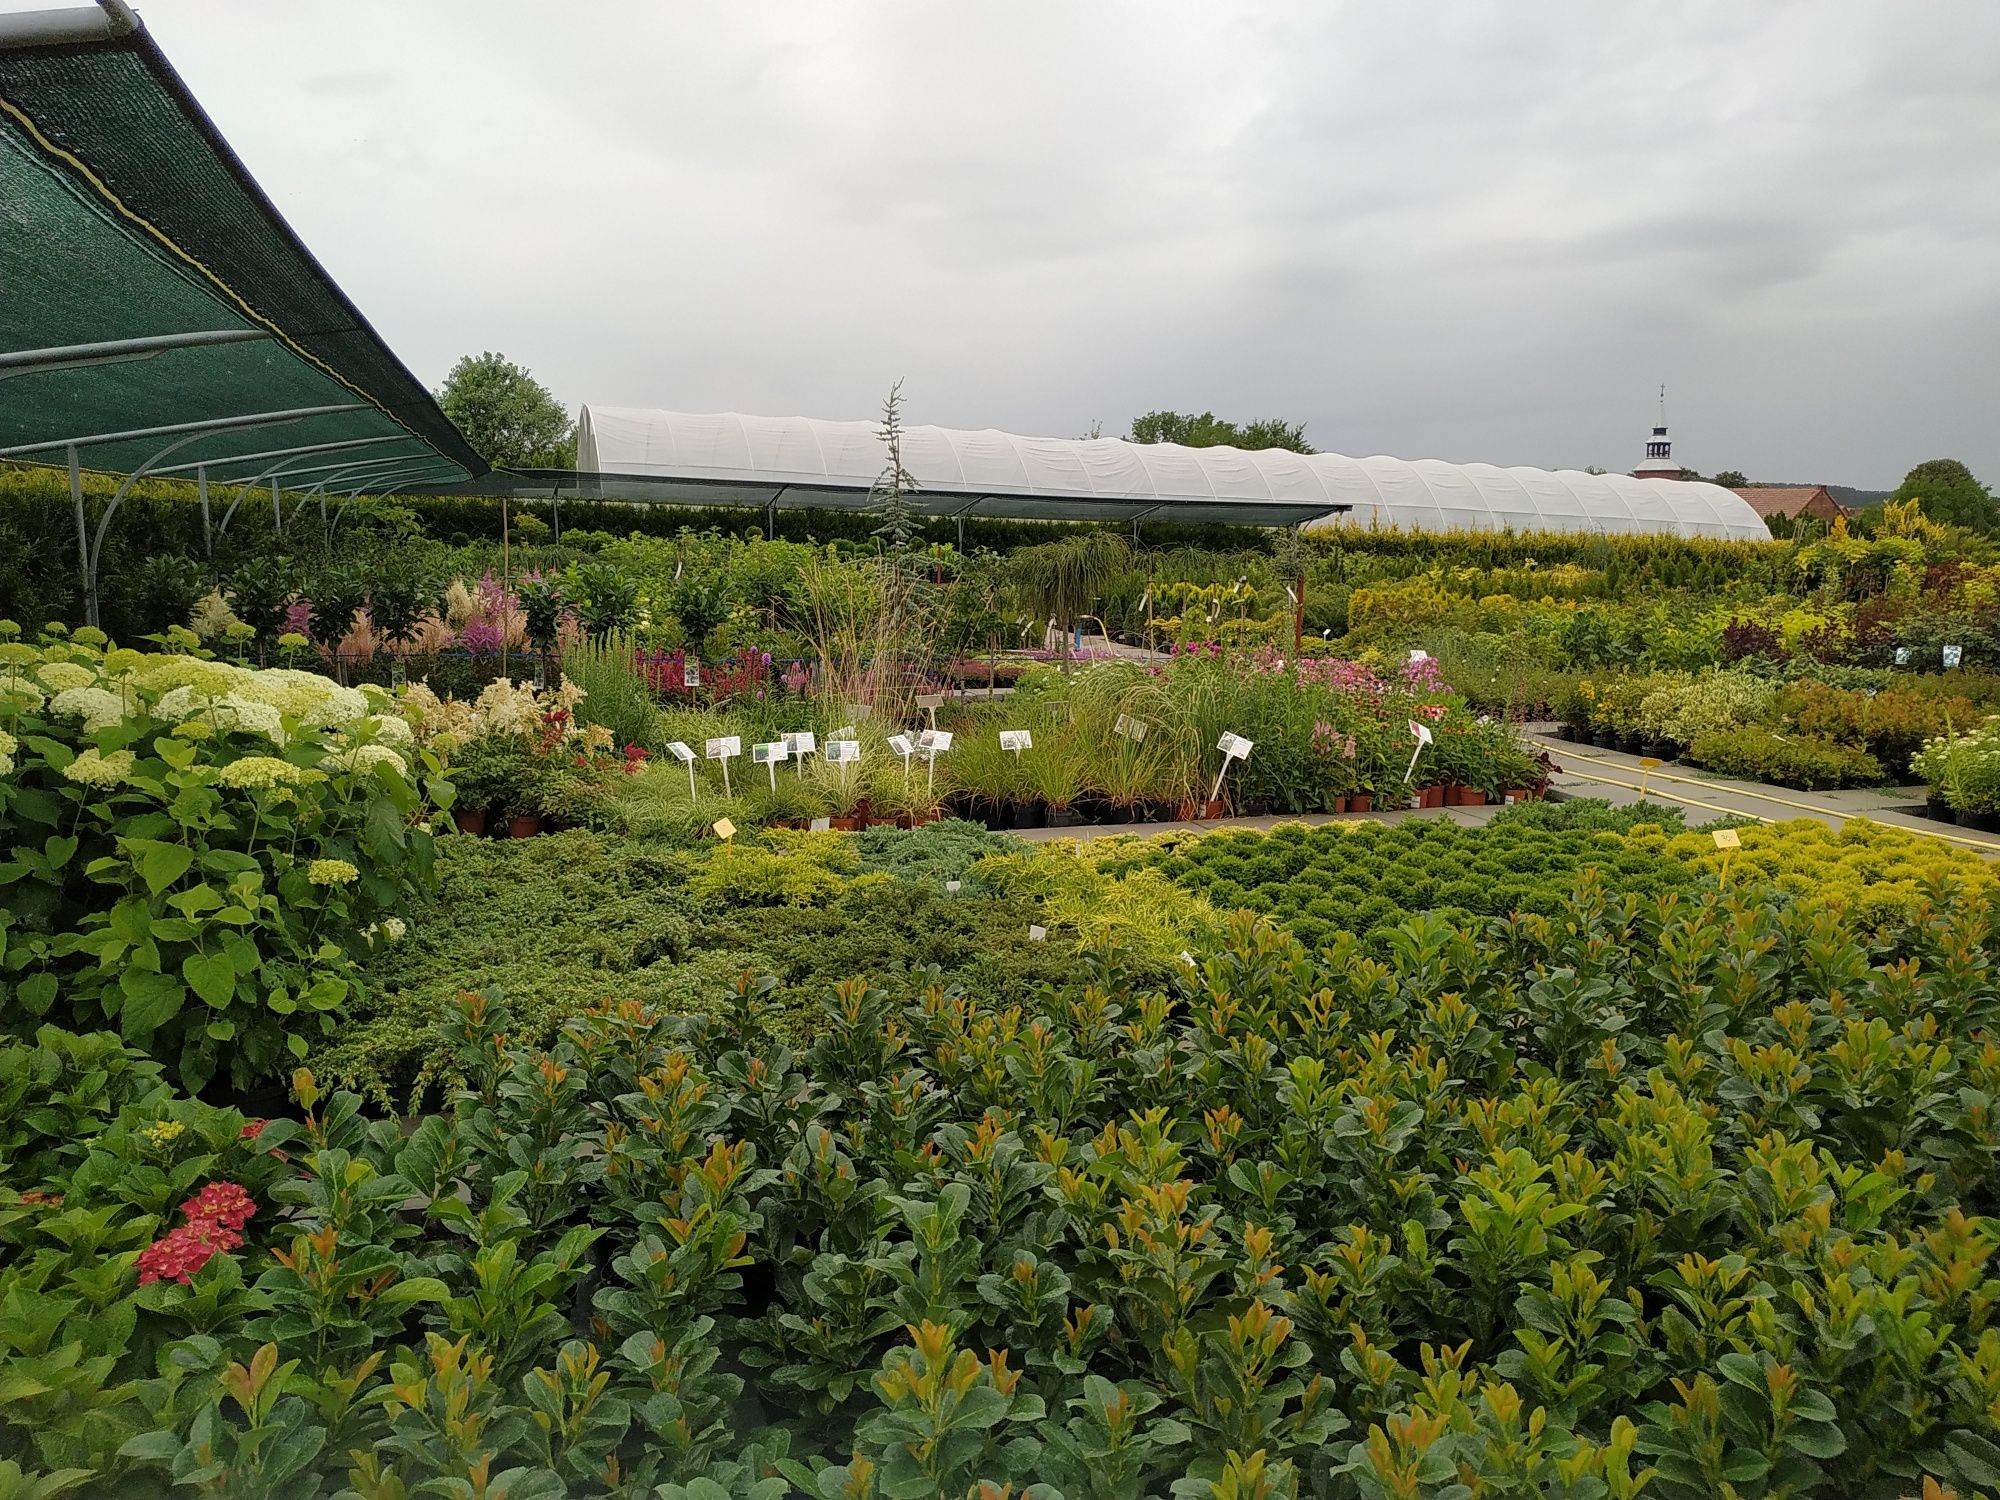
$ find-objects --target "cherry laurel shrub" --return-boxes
[7,876,2000,1496]
[0,629,449,1090]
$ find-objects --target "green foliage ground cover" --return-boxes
[1106,817,1697,950]
[7,873,2000,1497]
[318,822,1083,1105]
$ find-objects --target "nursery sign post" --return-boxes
[1712,825,1741,887]
[887,733,915,780]
[825,738,861,806]
[917,692,945,730]
[752,739,789,792]
[999,729,1033,758]
[1113,714,1149,743]
[1403,719,1434,785]
[785,731,817,761]
[666,741,698,799]
[1638,756,1660,798]
[683,656,700,689]
[1211,732,1253,804]
[918,729,953,792]
[705,735,741,798]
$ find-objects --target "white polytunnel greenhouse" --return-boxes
[572,407,1773,540]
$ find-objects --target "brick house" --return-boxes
[1730,486,1844,524]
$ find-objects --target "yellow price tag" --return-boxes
[712,817,737,841]
[1637,755,1661,795]
[1711,827,1741,850]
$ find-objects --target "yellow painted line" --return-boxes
[1539,739,1916,820]
[1552,757,2000,856]
[1554,765,1772,824]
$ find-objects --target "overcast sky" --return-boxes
[78,1,2000,488]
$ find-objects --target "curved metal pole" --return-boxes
[215,450,437,536]
[326,469,457,538]
[287,456,440,519]
[83,430,240,629]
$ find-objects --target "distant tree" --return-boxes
[1712,470,1748,488]
[435,352,576,470]
[1128,410,1314,454]
[1887,458,1998,533]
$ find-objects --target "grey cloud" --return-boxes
[53,0,2000,488]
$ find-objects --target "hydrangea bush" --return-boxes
[0,625,450,1090]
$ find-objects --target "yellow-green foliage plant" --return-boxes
[1635,816,1999,929]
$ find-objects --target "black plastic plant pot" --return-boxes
[1047,807,1079,828]
[1926,797,1952,822]
[1594,730,1619,749]
[1642,741,1674,762]
[1015,801,1048,829]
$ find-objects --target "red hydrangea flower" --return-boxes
[137,1181,256,1286]
[181,1181,256,1233]
[239,1119,267,1142]
[137,1224,225,1285]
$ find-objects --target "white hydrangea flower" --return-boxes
[34,662,97,694]
[211,693,287,743]
[50,685,128,734]
[0,679,48,715]
[62,747,136,788]
[325,743,408,778]
[216,755,306,790]
[365,713,415,748]
[236,669,370,726]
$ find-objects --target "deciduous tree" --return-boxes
[435,352,576,470]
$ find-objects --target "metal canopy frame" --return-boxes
[2,0,493,631]
[0,328,271,379]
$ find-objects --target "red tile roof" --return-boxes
[1730,486,1836,518]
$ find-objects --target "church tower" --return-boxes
[1632,386,1681,479]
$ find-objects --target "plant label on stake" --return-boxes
[1210,732,1253,804]
[1114,714,1150,743]
[824,738,861,805]
[666,740,698,799]
[785,731,817,760]
[809,817,831,832]
[705,735,741,798]
[833,724,857,740]
[887,732,915,780]
[1403,719,1433,785]
[712,816,736,844]
[1945,645,1964,669]
[1027,924,1047,942]
[1894,646,1911,667]
[999,729,1033,754]
[1638,755,1660,797]
[683,657,701,689]
[920,732,952,800]
[916,692,944,729]
[1712,825,1741,885]
[1409,649,1430,662]
[945,879,961,893]
[752,740,789,791]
